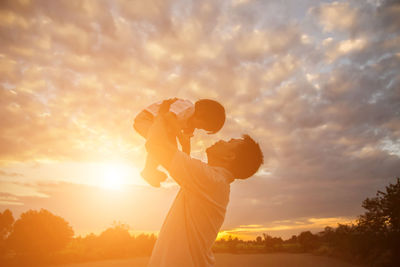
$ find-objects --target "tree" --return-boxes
[297,231,319,252]
[7,209,74,256]
[287,235,297,243]
[359,177,400,233]
[226,235,239,253]
[133,233,156,256]
[262,233,283,251]
[0,209,14,254]
[318,226,335,244]
[97,222,133,258]
[0,209,14,240]
[357,177,400,265]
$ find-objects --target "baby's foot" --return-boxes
[141,169,167,187]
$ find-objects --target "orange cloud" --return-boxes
[219,217,355,240]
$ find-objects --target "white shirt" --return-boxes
[148,151,234,267]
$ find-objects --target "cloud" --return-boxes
[0,181,49,198]
[219,216,355,239]
[0,193,24,206]
[0,170,23,177]
[311,2,357,33]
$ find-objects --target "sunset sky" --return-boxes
[1,0,399,240]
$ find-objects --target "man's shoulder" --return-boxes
[209,166,234,184]
[172,151,233,183]
[172,151,204,167]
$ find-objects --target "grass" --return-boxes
[55,253,362,267]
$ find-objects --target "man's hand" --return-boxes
[159,98,178,114]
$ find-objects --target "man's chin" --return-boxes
[205,147,213,162]
[205,148,210,158]
[206,145,213,154]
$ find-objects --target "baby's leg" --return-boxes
[134,110,167,187]
[133,110,154,138]
[141,154,167,187]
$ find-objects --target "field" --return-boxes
[55,253,361,267]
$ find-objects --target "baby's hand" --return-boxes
[159,98,178,114]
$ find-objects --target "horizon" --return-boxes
[2,204,357,241]
[1,0,400,242]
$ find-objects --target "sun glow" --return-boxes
[98,163,132,191]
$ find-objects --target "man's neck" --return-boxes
[208,160,235,182]
[208,158,229,170]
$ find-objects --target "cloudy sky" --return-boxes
[1,0,399,239]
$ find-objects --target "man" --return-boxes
[145,102,264,267]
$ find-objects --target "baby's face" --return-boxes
[192,117,204,129]
[193,117,208,130]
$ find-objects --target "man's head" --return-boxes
[206,135,264,179]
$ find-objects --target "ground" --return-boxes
[55,253,361,267]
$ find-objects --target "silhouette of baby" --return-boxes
[133,98,225,187]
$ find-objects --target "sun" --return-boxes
[98,163,131,191]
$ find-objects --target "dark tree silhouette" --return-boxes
[97,222,133,258]
[359,177,400,233]
[64,223,156,262]
[357,177,400,266]
[297,231,319,252]
[313,178,400,266]
[7,209,73,257]
[262,233,283,250]
[0,209,14,255]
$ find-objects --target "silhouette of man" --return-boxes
[146,101,263,267]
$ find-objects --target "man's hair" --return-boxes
[229,135,264,179]
[194,99,225,134]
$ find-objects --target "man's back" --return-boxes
[148,151,233,267]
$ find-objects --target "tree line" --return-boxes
[215,178,400,266]
[0,209,155,266]
[0,178,399,266]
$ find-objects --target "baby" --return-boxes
[133,98,226,187]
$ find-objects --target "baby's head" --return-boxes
[193,99,225,134]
